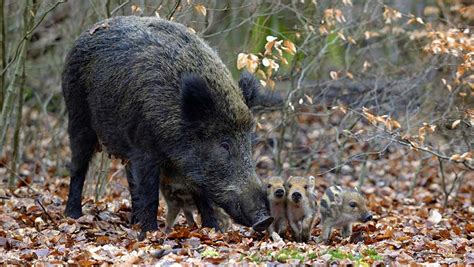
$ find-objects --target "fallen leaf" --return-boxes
[34,248,50,258]
[427,209,442,226]
[466,223,474,233]
[451,119,461,129]
[194,4,207,16]
[89,23,109,35]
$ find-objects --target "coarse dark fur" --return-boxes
[62,16,272,237]
[319,186,372,243]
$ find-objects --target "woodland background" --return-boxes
[0,0,473,265]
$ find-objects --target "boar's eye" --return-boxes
[349,201,357,208]
[220,141,230,152]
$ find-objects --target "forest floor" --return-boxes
[0,174,472,265]
[0,110,473,265]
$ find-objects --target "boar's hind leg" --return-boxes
[125,164,141,224]
[127,152,160,236]
[64,125,98,219]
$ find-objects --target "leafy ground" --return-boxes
[0,110,473,265]
[0,174,473,265]
[0,0,473,265]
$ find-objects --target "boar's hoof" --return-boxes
[252,216,274,232]
[64,207,83,219]
[136,220,158,240]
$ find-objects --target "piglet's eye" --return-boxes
[267,184,271,188]
[304,185,308,190]
[220,142,230,151]
[288,184,292,188]
[349,202,357,208]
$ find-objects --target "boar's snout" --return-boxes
[249,205,273,232]
[218,185,272,231]
[362,213,373,222]
[248,191,273,232]
[252,215,273,232]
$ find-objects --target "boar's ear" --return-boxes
[238,71,260,108]
[181,73,216,123]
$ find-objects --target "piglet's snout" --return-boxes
[363,213,373,222]
[274,189,285,198]
[291,192,302,203]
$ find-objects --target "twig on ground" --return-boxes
[1,162,56,224]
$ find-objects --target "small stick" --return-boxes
[1,163,56,224]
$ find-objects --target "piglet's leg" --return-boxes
[289,219,302,242]
[341,223,352,239]
[301,216,315,242]
[321,222,333,243]
[164,202,180,233]
[183,207,196,227]
[277,218,288,236]
[193,194,219,231]
[267,223,276,235]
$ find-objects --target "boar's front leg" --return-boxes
[193,195,219,230]
[127,152,160,238]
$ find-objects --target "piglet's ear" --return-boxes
[238,71,260,108]
[308,176,315,187]
[181,73,216,123]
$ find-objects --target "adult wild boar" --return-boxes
[62,16,273,235]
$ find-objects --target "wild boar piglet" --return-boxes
[265,176,287,236]
[320,186,373,243]
[286,176,318,242]
[160,175,230,233]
